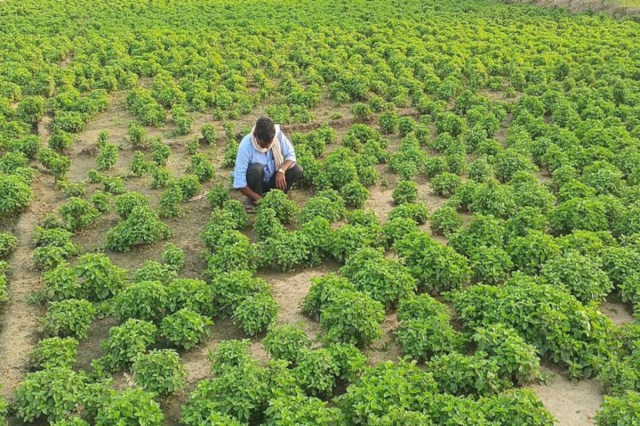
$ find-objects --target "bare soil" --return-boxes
[502,0,640,18]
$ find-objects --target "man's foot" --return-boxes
[244,198,256,213]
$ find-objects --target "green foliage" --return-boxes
[44,299,96,339]
[28,337,78,370]
[382,217,418,248]
[207,183,229,209]
[132,349,187,395]
[392,180,418,205]
[106,205,171,252]
[14,367,89,423]
[430,205,463,237]
[209,271,269,318]
[540,251,612,303]
[151,138,171,166]
[341,248,416,309]
[42,263,80,301]
[265,394,342,426]
[0,232,17,258]
[189,153,215,182]
[162,243,185,272]
[379,111,398,134]
[431,172,461,197]
[114,191,148,219]
[253,207,284,241]
[205,230,257,275]
[263,323,311,363]
[99,319,157,372]
[95,387,164,426]
[127,121,146,147]
[595,391,640,426]
[161,308,213,350]
[17,96,45,124]
[340,181,369,208]
[469,245,513,284]
[397,315,466,362]
[257,190,298,224]
[293,348,340,397]
[388,202,429,224]
[232,291,278,336]
[96,142,119,170]
[200,124,217,144]
[59,197,100,232]
[0,174,33,218]
[471,324,541,385]
[113,280,167,322]
[506,231,561,275]
[394,231,472,293]
[74,253,127,300]
[428,352,508,396]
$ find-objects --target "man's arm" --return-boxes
[239,185,262,202]
[233,139,262,201]
[275,131,297,190]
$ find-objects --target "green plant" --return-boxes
[0,174,33,218]
[293,348,340,397]
[340,181,369,208]
[74,253,127,300]
[341,248,416,309]
[392,180,418,205]
[595,391,640,426]
[99,319,157,372]
[471,324,541,385]
[430,205,464,237]
[468,245,513,284]
[397,314,466,362]
[90,190,111,213]
[428,352,507,396]
[189,153,215,182]
[265,394,342,426]
[232,291,278,336]
[506,230,561,275]
[95,387,164,426]
[0,232,18,258]
[394,231,472,293]
[161,308,212,350]
[151,138,171,166]
[96,141,119,170]
[127,121,146,147]
[431,172,462,197]
[161,243,185,272]
[114,192,148,219]
[201,124,217,144]
[256,190,298,224]
[379,111,398,134]
[207,183,229,209]
[319,288,385,347]
[540,251,612,303]
[253,207,284,241]
[205,230,257,275]
[43,299,96,339]
[113,280,167,322]
[59,197,100,232]
[42,262,80,301]
[388,202,429,224]
[28,337,78,370]
[106,205,171,252]
[263,323,311,363]
[132,349,187,395]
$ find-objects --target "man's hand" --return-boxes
[276,171,287,190]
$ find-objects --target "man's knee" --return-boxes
[247,163,265,177]
[287,163,303,181]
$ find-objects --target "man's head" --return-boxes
[254,117,276,148]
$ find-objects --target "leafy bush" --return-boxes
[293,348,340,397]
[207,183,229,209]
[28,337,78,370]
[127,121,146,147]
[132,349,187,395]
[99,319,157,372]
[265,394,342,426]
[188,153,215,182]
[96,142,119,170]
[131,259,176,284]
[106,205,171,252]
[392,180,418,205]
[319,288,385,347]
[161,243,185,272]
[340,248,416,309]
[471,324,541,385]
[469,245,513,284]
[205,230,257,275]
[301,274,355,319]
[59,197,100,232]
[394,231,472,293]
[14,367,89,423]
[256,190,298,224]
[540,251,612,303]
[430,205,463,237]
[382,217,418,248]
[112,280,167,322]
[90,190,111,213]
[340,181,369,208]
[431,172,461,197]
[42,263,80,301]
[232,291,278,336]
[95,388,164,426]
[428,352,507,396]
[201,124,217,144]
[114,192,149,219]
[161,308,213,350]
[0,175,33,218]
[330,223,384,263]
[263,323,311,363]
[253,207,284,241]
[595,391,640,426]
[0,232,18,258]
[74,253,127,300]
[506,230,561,275]
[388,202,429,224]
[44,299,96,339]
[397,315,466,362]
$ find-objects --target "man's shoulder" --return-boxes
[239,134,252,149]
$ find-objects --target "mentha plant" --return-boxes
[396,314,466,362]
[98,319,157,372]
[114,192,149,219]
[392,180,418,205]
[263,323,311,363]
[74,253,127,300]
[59,197,100,232]
[161,308,212,350]
[106,205,171,252]
[28,336,79,370]
[256,189,298,224]
[132,349,187,395]
[292,348,340,398]
[95,387,164,426]
[0,232,18,258]
[43,299,96,340]
[232,291,278,336]
[112,280,167,322]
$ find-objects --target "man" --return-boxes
[233,117,303,210]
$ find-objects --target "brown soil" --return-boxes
[531,363,603,426]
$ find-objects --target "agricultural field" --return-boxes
[0,0,640,424]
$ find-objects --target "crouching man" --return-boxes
[232,117,303,211]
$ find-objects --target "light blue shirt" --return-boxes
[233,125,296,189]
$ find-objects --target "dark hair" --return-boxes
[254,117,276,143]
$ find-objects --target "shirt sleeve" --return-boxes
[279,130,296,162]
[232,138,251,189]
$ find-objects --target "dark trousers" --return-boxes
[247,163,304,196]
